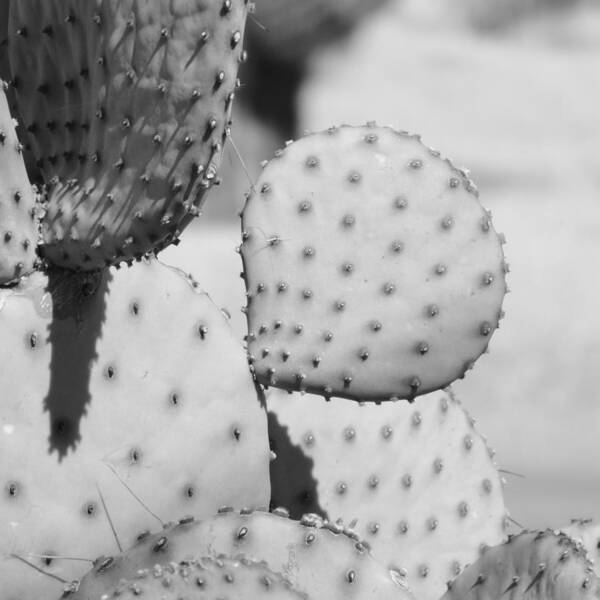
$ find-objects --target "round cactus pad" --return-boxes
[241,124,507,401]
[268,388,508,599]
[66,510,414,600]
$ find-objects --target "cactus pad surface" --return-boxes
[441,529,600,600]
[0,80,39,283]
[68,509,414,599]
[66,555,306,599]
[8,0,248,269]
[0,260,270,600]
[241,124,507,401]
[268,388,508,599]
[564,520,600,572]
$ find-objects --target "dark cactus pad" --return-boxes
[0,80,40,283]
[441,530,600,600]
[8,0,249,269]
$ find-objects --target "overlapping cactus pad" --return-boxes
[241,124,507,401]
[68,554,308,599]
[0,260,270,600]
[268,388,508,599]
[564,520,600,573]
[67,508,414,599]
[0,81,39,284]
[441,530,600,600]
[7,0,248,269]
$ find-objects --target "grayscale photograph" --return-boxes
[0,0,598,598]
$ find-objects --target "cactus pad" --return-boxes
[8,0,248,269]
[564,520,600,572]
[268,388,508,599]
[65,555,306,599]
[441,530,600,600]
[68,509,414,599]
[0,260,270,600]
[241,124,507,401]
[0,80,39,283]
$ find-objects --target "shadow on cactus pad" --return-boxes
[268,410,325,518]
[0,260,270,600]
[44,269,110,459]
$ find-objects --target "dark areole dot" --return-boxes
[130,447,141,463]
[83,501,98,517]
[5,481,19,498]
[40,552,55,567]
[29,332,38,348]
[53,418,71,437]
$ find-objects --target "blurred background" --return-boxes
[164,0,600,529]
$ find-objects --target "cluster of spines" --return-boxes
[65,553,304,599]
[442,529,600,598]
[0,79,41,284]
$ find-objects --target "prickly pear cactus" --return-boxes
[0,260,270,600]
[7,0,248,270]
[564,520,600,572]
[1,1,585,597]
[268,388,508,599]
[0,80,39,283]
[68,509,414,599]
[441,530,600,600]
[64,555,307,599]
[241,124,507,401]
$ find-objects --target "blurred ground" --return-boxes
[164,0,600,530]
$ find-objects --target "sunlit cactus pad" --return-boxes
[67,509,414,599]
[0,260,270,600]
[64,555,307,599]
[241,124,507,401]
[268,388,508,599]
